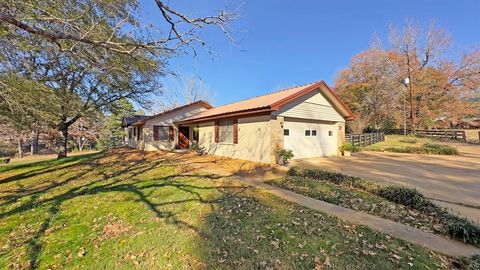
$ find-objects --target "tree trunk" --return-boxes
[58,123,68,159]
[31,129,40,155]
[78,137,84,152]
[17,137,23,158]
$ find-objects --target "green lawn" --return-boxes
[363,135,458,154]
[0,149,453,269]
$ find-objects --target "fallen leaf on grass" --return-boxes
[324,256,331,267]
[314,256,322,270]
[78,247,86,257]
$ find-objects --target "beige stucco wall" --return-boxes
[143,105,207,151]
[270,115,284,163]
[127,126,145,150]
[198,115,272,163]
[336,122,346,155]
[126,104,207,151]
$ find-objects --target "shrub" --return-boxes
[384,143,458,155]
[287,166,300,176]
[375,186,436,212]
[0,158,11,164]
[190,142,206,155]
[275,147,294,165]
[399,138,417,144]
[343,142,361,152]
[453,254,480,269]
[441,213,480,246]
[289,167,480,246]
[422,143,458,155]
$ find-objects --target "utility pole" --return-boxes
[407,68,415,132]
[403,78,409,138]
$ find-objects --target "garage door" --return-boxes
[283,120,338,159]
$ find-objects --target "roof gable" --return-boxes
[122,115,150,127]
[132,100,212,126]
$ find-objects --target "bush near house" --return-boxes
[341,142,361,153]
[274,147,294,165]
[284,167,480,247]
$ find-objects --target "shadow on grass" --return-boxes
[0,153,102,184]
[0,148,250,269]
[0,148,444,269]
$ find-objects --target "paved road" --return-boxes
[291,142,480,221]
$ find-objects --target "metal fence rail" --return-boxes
[385,129,466,142]
[345,132,385,147]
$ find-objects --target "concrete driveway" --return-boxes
[290,142,480,222]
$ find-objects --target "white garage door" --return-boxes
[283,120,338,159]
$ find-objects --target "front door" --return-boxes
[178,126,190,148]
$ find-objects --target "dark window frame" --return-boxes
[153,125,170,141]
[311,130,317,136]
[218,119,234,144]
[137,126,142,140]
[328,130,333,136]
[284,129,289,136]
[305,130,311,136]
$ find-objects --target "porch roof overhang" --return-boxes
[175,108,273,124]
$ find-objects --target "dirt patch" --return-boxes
[107,148,282,178]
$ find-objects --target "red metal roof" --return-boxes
[132,100,212,126]
[179,81,355,123]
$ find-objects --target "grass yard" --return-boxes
[268,176,445,234]
[0,149,457,269]
[270,167,480,248]
[362,135,458,155]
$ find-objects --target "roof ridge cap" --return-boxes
[211,80,323,108]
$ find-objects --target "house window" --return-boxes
[153,126,170,141]
[137,126,142,140]
[328,131,333,136]
[305,130,311,136]
[128,128,132,139]
[312,130,317,136]
[284,129,289,136]
[219,119,234,143]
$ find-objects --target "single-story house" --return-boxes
[123,80,355,163]
[122,101,212,151]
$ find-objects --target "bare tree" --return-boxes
[0,1,239,57]
[389,20,451,129]
[154,75,213,111]
[0,1,238,158]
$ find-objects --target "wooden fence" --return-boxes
[345,132,385,147]
[385,129,466,142]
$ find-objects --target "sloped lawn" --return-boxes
[0,149,453,269]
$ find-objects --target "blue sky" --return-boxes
[139,0,480,108]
